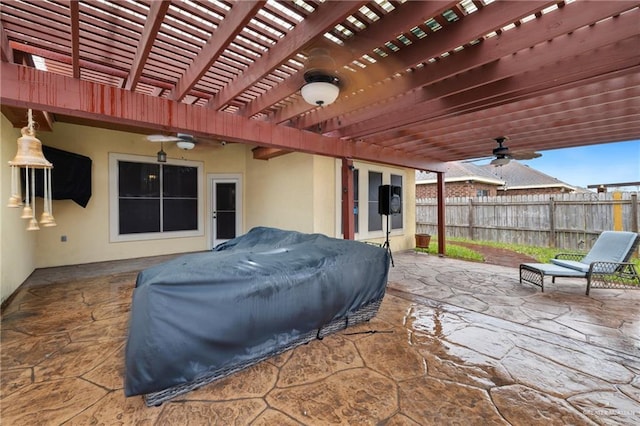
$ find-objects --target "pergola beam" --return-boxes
[0,62,444,172]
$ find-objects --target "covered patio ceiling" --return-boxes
[1,0,639,171]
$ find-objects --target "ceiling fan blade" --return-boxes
[490,156,511,166]
[510,151,542,160]
[146,134,182,143]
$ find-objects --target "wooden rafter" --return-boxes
[0,21,12,62]
[328,2,640,139]
[69,0,80,78]
[124,0,170,91]
[168,1,265,101]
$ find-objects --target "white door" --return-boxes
[210,175,242,248]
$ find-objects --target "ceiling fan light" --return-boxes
[176,140,195,150]
[301,81,339,107]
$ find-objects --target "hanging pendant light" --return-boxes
[157,142,167,163]
[8,109,56,230]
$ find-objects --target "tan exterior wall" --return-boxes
[244,151,315,233]
[1,116,37,304]
[31,122,218,268]
[312,155,337,236]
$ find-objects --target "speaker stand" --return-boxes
[382,214,394,267]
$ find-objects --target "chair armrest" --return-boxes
[554,253,584,261]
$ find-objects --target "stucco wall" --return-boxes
[1,116,37,304]
[244,151,316,233]
[31,122,231,268]
[312,155,337,236]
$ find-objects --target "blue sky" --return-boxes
[478,139,640,190]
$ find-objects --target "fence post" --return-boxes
[632,193,638,233]
[468,198,475,240]
[549,197,556,248]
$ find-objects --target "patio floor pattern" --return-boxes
[1,251,639,425]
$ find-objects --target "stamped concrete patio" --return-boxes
[1,250,639,425]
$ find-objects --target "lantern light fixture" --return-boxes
[157,142,167,163]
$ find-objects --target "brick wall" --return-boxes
[417,183,572,198]
[416,182,498,198]
[496,187,570,196]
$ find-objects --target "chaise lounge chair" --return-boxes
[519,231,640,295]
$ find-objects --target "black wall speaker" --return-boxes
[378,185,402,215]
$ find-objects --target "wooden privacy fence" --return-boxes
[416,192,640,252]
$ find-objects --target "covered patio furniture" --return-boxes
[520,231,640,294]
[125,227,390,406]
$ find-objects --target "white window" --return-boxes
[368,171,383,232]
[390,174,403,230]
[336,160,405,240]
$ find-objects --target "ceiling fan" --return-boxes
[489,137,541,166]
[145,133,225,162]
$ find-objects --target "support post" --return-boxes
[341,158,355,240]
[437,171,446,256]
[631,193,638,258]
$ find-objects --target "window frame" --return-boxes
[390,173,404,230]
[109,153,204,242]
[335,160,405,240]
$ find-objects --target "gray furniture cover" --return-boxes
[124,227,390,403]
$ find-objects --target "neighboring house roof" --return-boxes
[416,162,504,186]
[480,161,575,191]
[416,160,576,191]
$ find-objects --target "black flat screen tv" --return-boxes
[25,146,93,208]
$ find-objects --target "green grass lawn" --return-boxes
[415,242,484,262]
